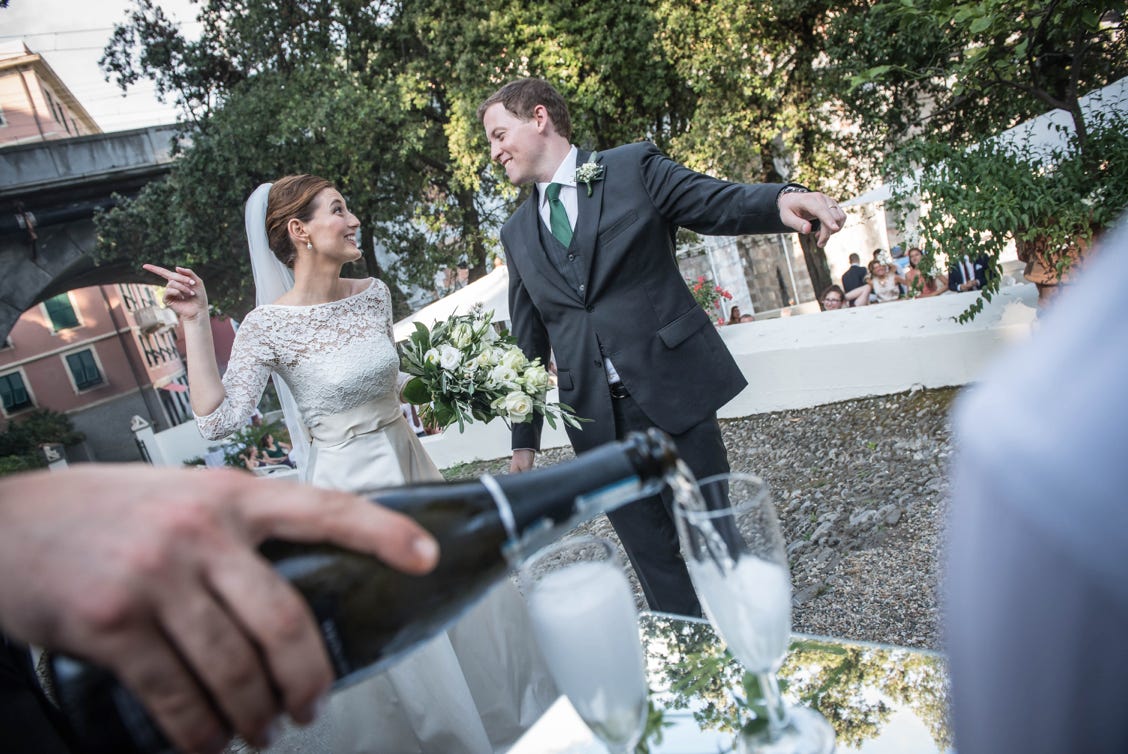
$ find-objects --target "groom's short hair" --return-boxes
[477,78,573,140]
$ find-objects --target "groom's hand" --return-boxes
[509,449,536,474]
[778,191,847,248]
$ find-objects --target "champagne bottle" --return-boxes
[49,429,680,754]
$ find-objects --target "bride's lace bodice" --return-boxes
[196,278,404,440]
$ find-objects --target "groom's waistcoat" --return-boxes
[501,142,790,451]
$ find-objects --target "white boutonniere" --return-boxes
[573,152,605,197]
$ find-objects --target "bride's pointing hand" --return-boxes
[143,264,210,321]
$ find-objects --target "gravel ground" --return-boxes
[443,386,960,652]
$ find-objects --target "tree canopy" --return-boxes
[95,0,869,317]
[95,0,1128,320]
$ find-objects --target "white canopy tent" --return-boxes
[393,265,511,342]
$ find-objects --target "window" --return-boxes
[0,372,33,414]
[43,89,59,122]
[118,284,138,311]
[44,293,80,331]
[65,349,104,391]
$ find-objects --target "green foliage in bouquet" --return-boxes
[399,306,587,433]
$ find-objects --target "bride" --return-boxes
[144,175,555,753]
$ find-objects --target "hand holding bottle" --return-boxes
[0,465,438,754]
[45,430,681,754]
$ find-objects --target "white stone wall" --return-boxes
[416,284,1039,465]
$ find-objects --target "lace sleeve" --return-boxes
[195,314,273,440]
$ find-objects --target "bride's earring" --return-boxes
[306,241,313,250]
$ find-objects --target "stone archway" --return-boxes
[0,125,179,338]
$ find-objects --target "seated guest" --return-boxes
[904,247,949,298]
[819,285,845,311]
[949,253,990,293]
[868,259,905,303]
[727,305,744,325]
[239,446,263,471]
[841,253,868,302]
[260,433,295,467]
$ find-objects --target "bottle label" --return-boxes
[320,616,353,677]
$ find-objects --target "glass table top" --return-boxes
[509,612,953,754]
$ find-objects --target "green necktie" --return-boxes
[545,182,573,246]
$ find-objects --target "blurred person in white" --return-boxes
[946,216,1128,754]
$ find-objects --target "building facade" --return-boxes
[678,232,816,321]
[0,283,191,461]
[0,42,100,147]
[0,44,196,463]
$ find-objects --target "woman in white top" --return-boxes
[867,259,906,303]
[145,175,553,753]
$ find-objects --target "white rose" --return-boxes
[489,364,518,387]
[501,347,528,371]
[439,344,462,370]
[523,364,550,393]
[480,324,499,343]
[424,348,440,365]
[473,350,493,370]
[500,391,533,423]
[486,346,505,365]
[451,323,474,348]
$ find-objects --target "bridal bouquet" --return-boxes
[399,306,586,432]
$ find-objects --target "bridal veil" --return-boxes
[244,182,312,477]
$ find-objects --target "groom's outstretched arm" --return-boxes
[633,142,845,246]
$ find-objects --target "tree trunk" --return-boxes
[798,234,832,299]
[458,188,488,282]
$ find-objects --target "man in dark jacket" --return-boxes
[479,78,845,614]
[842,253,868,297]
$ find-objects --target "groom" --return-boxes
[478,78,846,616]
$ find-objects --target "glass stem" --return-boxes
[757,672,789,736]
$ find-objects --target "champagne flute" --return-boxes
[521,535,649,753]
[673,473,835,754]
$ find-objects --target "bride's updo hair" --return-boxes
[265,174,335,267]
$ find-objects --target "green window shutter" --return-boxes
[45,294,80,331]
[0,373,32,412]
[66,350,103,390]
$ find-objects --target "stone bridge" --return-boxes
[0,125,180,339]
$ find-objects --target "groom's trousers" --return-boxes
[605,389,730,618]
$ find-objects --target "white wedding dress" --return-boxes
[196,278,555,753]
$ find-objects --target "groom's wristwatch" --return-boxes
[776,183,811,208]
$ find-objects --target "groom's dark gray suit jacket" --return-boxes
[501,142,790,453]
